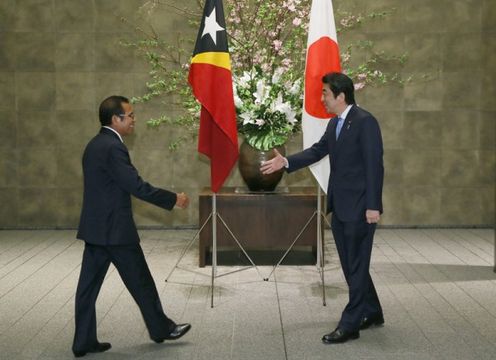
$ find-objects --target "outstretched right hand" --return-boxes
[175,192,189,209]
[260,149,287,174]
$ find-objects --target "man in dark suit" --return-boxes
[72,96,191,357]
[261,72,384,344]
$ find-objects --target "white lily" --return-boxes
[254,79,270,105]
[289,78,301,95]
[270,92,285,113]
[271,67,284,84]
[234,94,243,108]
[283,107,297,124]
[231,84,243,108]
[271,93,297,124]
[237,70,253,88]
[240,111,256,125]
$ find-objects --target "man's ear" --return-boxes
[110,114,121,125]
[338,92,346,102]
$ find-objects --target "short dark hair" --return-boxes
[98,95,129,126]
[321,72,356,105]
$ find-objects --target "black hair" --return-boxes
[321,72,356,105]
[98,95,129,126]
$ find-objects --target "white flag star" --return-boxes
[201,7,225,45]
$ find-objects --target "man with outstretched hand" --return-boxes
[261,72,384,344]
[72,96,191,357]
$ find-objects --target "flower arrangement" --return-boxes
[226,0,310,150]
[122,0,407,150]
[233,66,302,151]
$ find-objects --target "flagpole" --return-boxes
[317,186,322,269]
[211,193,217,308]
[317,185,326,306]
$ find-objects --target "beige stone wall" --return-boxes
[0,0,494,228]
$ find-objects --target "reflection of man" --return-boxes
[261,73,384,344]
[72,96,191,357]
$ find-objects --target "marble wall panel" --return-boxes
[403,111,443,150]
[15,32,55,71]
[16,72,55,110]
[0,110,16,148]
[0,149,17,187]
[18,188,59,227]
[56,188,83,227]
[55,72,96,111]
[14,0,54,32]
[17,148,58,188]
[0,72,16,109]
[402,149,442,187]
[55,0,95,32]
[0,32,16,70]
[0,0,493,227]
[55,33,95,71]
[0,188,18,227]
[402,186,442,226]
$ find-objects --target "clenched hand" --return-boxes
[366,209,380,224]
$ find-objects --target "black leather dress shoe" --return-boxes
[322,328,359,344]
[153,323,192,343]
[359,314,384,330]
[73,342,111,358]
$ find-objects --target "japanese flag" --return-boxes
[303,0,341,193]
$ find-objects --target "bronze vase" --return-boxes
[238,140,286,192]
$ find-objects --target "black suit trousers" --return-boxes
[331,213,382,331]
[72,243,175,351]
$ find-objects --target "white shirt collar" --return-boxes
[103,126,123,143]
[338,104,353,120]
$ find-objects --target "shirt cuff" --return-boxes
[283,157,289,168]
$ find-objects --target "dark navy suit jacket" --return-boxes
[77,127,177,245]
[287,105,383,221]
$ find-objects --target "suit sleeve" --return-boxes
[108,143,177,210]
[286,120,333,173]
[360,116,384,212]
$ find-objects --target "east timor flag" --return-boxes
[188,0,238,193]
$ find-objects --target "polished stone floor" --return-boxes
[0,229,495,359]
